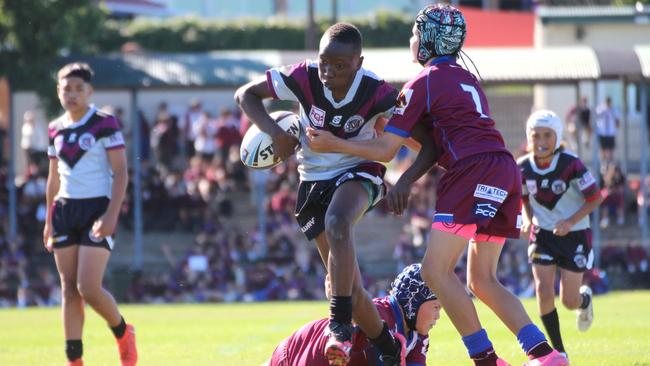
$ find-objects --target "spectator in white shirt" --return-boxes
[595,97,620,162]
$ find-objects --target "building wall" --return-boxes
[536,22,650,48]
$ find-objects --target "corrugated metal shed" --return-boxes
[635,45,650,79]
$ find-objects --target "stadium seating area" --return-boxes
[1,100,648,307]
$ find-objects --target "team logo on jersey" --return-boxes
[541,179,549,188]
[474,203,497,218]
[526,180,537,195]
[54,135,65,153]
[330,115,342,127]
[394,89,413,116]
[309,106,326,127]
[343,115,364,133]
[551,180,567,194]
[473,184,507,203]
[67,133,77,143]
[578,171,596,190]
[78,133,96,151]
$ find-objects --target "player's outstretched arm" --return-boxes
[235,78,298,161]
[386,125,438,215]
[306,127,404,162]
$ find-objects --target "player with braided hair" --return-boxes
[307,4,568,366]
[262,264,440,366]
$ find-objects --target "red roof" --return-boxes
[460,7,534,48]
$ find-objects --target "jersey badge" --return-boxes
[330,115,342,127]
[78,133,96,151]
[309,106,326,127]
[541,179,549,188]
[551,180,567,195]
[67,133,77,143]
[343,115,364,133]
[578,171,596,190]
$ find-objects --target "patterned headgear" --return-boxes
[526,109,563,151]
[414,4,467,65]
[391,263,437,330]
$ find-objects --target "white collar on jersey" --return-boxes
[528,152,561,175]
[322,67,364,108]
[63,106,97,129]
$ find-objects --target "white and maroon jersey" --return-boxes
[385,56,511,170]
[48,107,125,199]
[266,60,398,181]
[518,151,600,231]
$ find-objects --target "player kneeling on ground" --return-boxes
[262,264,440,366]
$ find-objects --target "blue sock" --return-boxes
[517,323,548,354]
[462,329,493,357]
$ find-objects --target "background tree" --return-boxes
[0,0,113,114]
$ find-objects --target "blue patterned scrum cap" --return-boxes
[391,263,437,330]
[415,4,467,65]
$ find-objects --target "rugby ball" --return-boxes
[240,110,301,169]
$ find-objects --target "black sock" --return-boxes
[65,339,83,361]
[528,341,553,359]
[369,322,398,356]
[471,346,498,366]
[111,317,127,339]
[580,293,591,309]
[540,309,565,353]
[329,296,352,325]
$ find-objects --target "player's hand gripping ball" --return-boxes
[240,111,301,169]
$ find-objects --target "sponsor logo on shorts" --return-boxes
[474,203,498,218]
[335,172,355,187]
[330,115,342,127]
[473,184,507,203]
[578,171,596,190]
[78,133,96,151]
[525,180,537,195]
[309,106,326,127]
[533,253,554,261]
[300,217,316,233]
[88,231,104,243]
[551,180,567,195]
[51,235,68,244]
[394,89,413,115]
[574,254,587,268]
[343,115,364,133]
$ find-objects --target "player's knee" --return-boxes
[61,279,80,299]
[324,213,352,243]
[420,263,442,290]
[467,274,497,299]
[535,281,554,299]
[76,281,101,303]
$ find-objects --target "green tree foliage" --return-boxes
[98,11,412,52]
[0,0,114,112]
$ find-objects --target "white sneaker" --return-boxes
[576,285,593,332]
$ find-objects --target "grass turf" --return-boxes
[1,291,649,365]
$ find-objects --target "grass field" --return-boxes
[1,291,649,366]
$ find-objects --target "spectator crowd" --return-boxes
[0,97,648,307]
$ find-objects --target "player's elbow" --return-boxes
[234,85,248,106]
